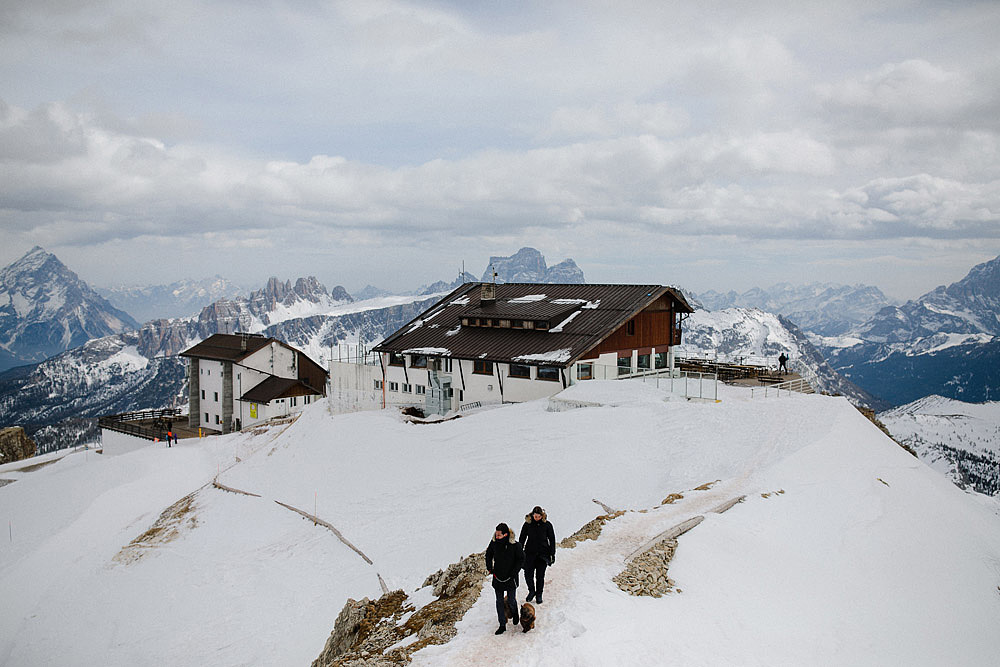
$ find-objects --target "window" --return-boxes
[389,381,399,392]
[655,352,668,369]
[637,354,651,370]
[206,369,210,376]
[389,353,404,366]
[509,364,531,379]
[618,355,632,376]
[374,379,383,390]
[415,385,426,395]
[473,360,493,375]
[461,317,469,326]
[499,319,511,328]
[577,363,593,380]
[402,383,412,393]
[205,412,209,422]
[537,366,560,381]
[535,321,549,330]
[214,391,219,402]
[443,358,453,372]
[511,319,524,328]
[410,355,427,368]
[304,395,311,404]
[290,396,297,407]
[201,390,205,400]
[626,319,636,336]
[215,414,221,424]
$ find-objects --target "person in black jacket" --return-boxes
[519,506,555,604]
[485,522,523,635]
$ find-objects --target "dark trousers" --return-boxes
[492,578,518,625]
[524,554,548,596]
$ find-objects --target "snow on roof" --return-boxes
[401,347,451,356]
[507,293,547,303]
[512,348,573,363]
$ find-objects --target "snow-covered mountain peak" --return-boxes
[0,247,139,370]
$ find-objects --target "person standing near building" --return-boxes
[778,353,789,374]
[485,522,523,635]
[520,506,556,604]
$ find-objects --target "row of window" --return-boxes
[617,352,669,375]
[374,380,429,395]
[201,390,220,402]
[461,317,550,330]
[204,412,221,425]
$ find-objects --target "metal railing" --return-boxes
[570,363,718,401]
[750,377,815,398]
[98,408,184,441]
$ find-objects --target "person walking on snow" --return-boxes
[485,522,523,635]
[520,506,556,604]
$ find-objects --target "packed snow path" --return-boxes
[2,382,1000,665]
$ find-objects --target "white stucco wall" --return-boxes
[242,342,297,379]
[197,359,226,431]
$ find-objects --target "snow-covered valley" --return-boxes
[2,381,998,665]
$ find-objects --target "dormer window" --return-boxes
[535,321,549,331]
[411,355,427,368]
[389,353,404,366]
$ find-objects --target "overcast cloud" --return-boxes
[1,0,999,299]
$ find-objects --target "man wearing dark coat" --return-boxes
[520,506,556,604]
[485,522,523,635]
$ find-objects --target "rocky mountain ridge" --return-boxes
[482,247,585,284]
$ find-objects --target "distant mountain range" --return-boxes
[694,282,896,337]
[97,277,249,322]
[0,247,138,372]
[818,255,1000,406]
[0,277,439,453]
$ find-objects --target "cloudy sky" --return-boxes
[1,0,999,299]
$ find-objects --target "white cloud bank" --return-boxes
[0,1,998,297]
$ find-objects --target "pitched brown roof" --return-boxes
[179,333,273,362]
[239,376,323,403]
[373,283,692,367]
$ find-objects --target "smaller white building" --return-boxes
[181,333,328,433]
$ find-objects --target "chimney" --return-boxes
[481,282,496,304]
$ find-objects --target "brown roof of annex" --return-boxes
[373,283,692,367]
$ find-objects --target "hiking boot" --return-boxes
[536,595,543,604]
[495,624,506,635]
[526,591,536,602]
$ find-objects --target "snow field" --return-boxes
[2,381,999,665]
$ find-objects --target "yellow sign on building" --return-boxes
[250,403,258,419]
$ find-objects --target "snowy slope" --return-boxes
[880,395,1000,495]
[2,382,999,665]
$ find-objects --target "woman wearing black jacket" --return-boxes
[519,506,555,604]
[485,522,523,635]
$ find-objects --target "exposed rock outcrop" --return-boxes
[0,426,36,463]
[312,551,488,667]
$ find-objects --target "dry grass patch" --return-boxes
[660,493,684,505]
[694,479,720,491]
[113,492,199,565]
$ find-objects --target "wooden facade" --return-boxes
[583,296,681,359]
